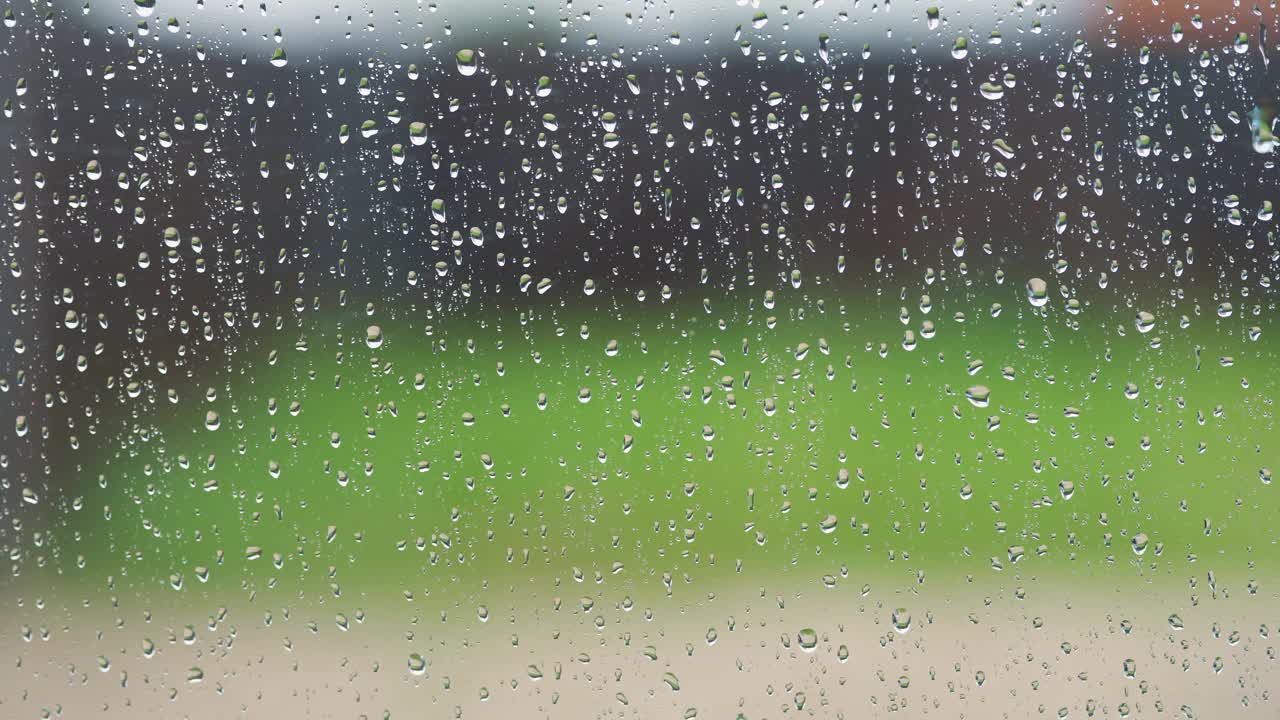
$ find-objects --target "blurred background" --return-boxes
[1,0,1278,717]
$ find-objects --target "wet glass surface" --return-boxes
[1,1,1278,717]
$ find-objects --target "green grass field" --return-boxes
[27,285,1274,616]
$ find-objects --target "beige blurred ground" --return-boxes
[2,578,1276,719]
